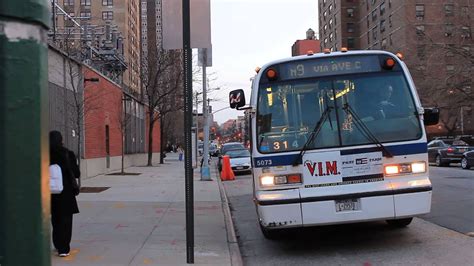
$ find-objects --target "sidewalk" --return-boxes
[52,153,235,266]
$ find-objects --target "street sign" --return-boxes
[162,0,211,49]
[198,47,212,67]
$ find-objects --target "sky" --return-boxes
[201,0,318,124]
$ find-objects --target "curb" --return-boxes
[214,165,244,266]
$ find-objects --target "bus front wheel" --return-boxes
[386,217,413,227]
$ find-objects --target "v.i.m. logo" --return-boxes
[304,160,341,176]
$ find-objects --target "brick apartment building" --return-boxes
[319,0,473,135]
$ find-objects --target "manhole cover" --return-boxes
[80,187,110,193]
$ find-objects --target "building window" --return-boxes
[380,2,386,15]
[462,6,469,16]
[80,0,91,6]
[372,9,377,21]
[64,12,74,21]
[329,18,333,28]
[329,4,333,13]
[445,24,454,37]
[380,20,386,32]
[323,0,326,5]
[446,65,455,72]
[389,0,392,8]
[347,37,355,49]
[324,38,328,44]
[367,32,371,45]
[80,11,91,19]
[389,15,392,27]
[102,0,113,6]
[461,26,471,38]
[415,5,425,20]
[444,4,454,16]
[381,38,387,49]
[64,0,74,6]
[324,24,328,33]
[416,25,425,36]
[323,11,327,20]
[347,23,355,33]
[347,8,354,17]
[367,16,370,28]
[329,33,334,42]
[373,26,378,40]
[102,11,113,20]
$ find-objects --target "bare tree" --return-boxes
[61,30,105,172]
[141,49,184,166]
[116,96,132,174]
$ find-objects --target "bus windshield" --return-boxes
[256,72,422,153]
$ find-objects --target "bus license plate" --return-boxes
[335,199,360,212]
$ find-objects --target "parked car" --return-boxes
[218,148,251,174]
[217,142,246,171]
[428,138,473,166]
[219,142,246,155]
[461,150,474,169]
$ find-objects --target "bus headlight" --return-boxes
[384,162,426,176]
[260,175,275,186]
[411,162,426,173]
[260,174,302,187]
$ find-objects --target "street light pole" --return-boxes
[201,48,211,180]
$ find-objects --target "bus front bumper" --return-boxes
[256,186,432,229]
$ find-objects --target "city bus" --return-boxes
[228,50,439,239]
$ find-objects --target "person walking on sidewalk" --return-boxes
[177,145,184,161]
[49,130,80,257]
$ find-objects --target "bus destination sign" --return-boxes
[281,55,382,80]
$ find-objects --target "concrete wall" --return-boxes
[80,152,162,179]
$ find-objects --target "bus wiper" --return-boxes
[292,106,333,166]
[342,103,393,158]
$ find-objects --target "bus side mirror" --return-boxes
[424,108,440,126]
[229,89,246,109]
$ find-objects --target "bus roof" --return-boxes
[258,50,401,73]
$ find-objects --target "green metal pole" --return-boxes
[0,0,51,265]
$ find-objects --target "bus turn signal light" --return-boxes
[287,174,302,184]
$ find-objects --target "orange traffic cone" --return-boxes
[220,155,235,181]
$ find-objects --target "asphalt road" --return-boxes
[420,164,474,234]
[221,165,474,266]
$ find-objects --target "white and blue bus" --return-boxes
[228,50,439,239]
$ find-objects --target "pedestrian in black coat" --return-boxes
[49,130,80,257]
